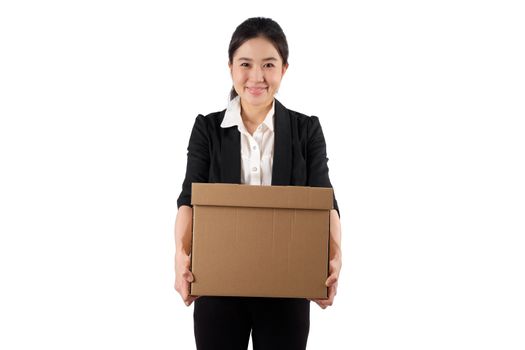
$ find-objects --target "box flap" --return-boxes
[191,183,333,210]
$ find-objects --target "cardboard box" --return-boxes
[189,183,333,299]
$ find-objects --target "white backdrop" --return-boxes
[1,0,524,349]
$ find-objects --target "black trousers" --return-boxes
[193,296,310,350]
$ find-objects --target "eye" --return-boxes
[240,63,250,67]
[264,63,275,68]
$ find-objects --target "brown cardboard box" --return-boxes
[189,183,332,299]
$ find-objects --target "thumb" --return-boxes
[326,275,337,287]
[185,271,194,283]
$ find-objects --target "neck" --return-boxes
[240,98,273,124]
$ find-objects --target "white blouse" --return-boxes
[220,95,275,186]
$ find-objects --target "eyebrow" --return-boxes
[237,57,278,62]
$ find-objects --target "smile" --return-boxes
[246,87,267,95]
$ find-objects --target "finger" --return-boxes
[311,299,327,309]
[188,295,199,305]
[314,287,335,308]
[316,301,329,309]
[186,272,194,283]
[325,276,332,287]
[330,284,336,297]
[325,275,338,287]
[185,295,198,306]
[182,270,195,283]
[180,280,189,300]
[310,295,328,303]
[316,300,327,309]
[323,286,336,307]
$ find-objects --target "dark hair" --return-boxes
[228,17,289,101]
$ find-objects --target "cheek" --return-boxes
[267,74,282,86]
[232,69,248,82]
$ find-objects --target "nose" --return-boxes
[249,65,264,82]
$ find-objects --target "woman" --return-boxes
[174,17,342,350]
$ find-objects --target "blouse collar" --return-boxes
[220,95,275,132]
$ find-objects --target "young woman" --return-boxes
[174,17,342,350]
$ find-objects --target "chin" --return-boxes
[246,90,273,100]
[243,94,265,102]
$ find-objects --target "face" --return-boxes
[229,37,288,108]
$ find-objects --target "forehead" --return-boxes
[233,37,280,61]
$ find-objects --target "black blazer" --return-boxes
[177,98,340,217]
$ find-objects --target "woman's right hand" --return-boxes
[174,250,199,306]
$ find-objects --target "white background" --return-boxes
[1,0,524,349]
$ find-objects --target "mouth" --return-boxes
[246,87,267,96]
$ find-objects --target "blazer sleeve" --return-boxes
[177,114,210,209]
[306,115,340,218]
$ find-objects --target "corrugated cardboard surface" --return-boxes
[190,183,332,299]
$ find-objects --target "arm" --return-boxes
[175,205,193,256]
[310,208,343,309]
[306,115,341,259]
[306,116,340,218]
[329,208,342,261]
[174,115,210,306]
[174,205,198,306]
[177,115,210,208]
[306,116,342,308]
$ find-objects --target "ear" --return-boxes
[228,61,233,76]
[281,63,289,76]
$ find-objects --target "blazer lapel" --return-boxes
[220,117,241,183]
[272,98,292,186]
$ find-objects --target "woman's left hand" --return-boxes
[308,253,342,309]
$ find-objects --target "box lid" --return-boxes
[191,183,333,210]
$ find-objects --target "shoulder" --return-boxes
[277,99,321,126]
[282,104,323,138]
[287,107,311,122]
[189,109,227,134]
[196,109,226,124]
